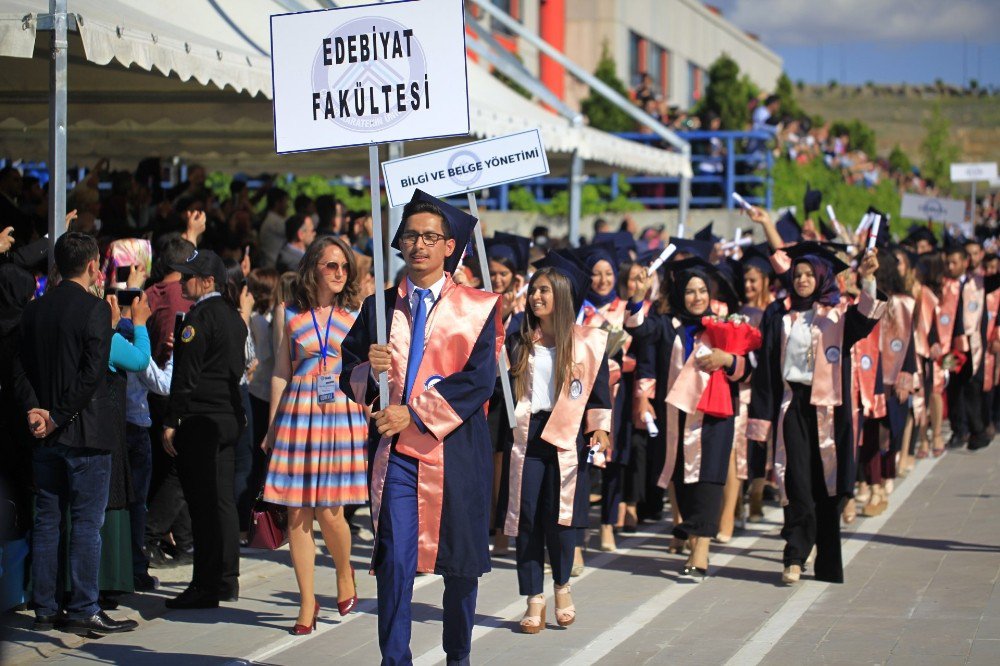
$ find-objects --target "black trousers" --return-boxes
[515,412,576,596]
[780,383,844,583]
[623,429,648,506]
[947,359,987,443]
[175,413,240,597]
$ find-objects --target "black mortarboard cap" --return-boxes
[485,231,530,274]
[667,236,714,261]
[392,188,478,275]
[693,222,722,244]
[740,242,774,277]
[593,231,637,264]
[818,216,839,242]
[576,240,620,272]
[531,249,591,312]
[781,241,851,275]
[775,211,803,244]
[803,184,822,216]
[663,256,739,306]
[903,224,938,249]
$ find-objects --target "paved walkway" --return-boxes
[2,440,998,665]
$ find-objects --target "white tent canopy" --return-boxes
[0,0,690,177]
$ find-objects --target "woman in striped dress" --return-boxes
[263,235,368,634]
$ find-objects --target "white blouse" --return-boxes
[531,344,558,413]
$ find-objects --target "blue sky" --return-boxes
[710,0,1000,87]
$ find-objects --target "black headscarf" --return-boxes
[668,267,715,327]
[0,264,36,337]
[789,255,840,311]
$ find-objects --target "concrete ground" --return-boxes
[2,439,998,665]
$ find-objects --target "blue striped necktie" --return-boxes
[404,288,431,401]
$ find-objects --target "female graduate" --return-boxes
[747,236,885,585]
[503,254,611,634]
[719,246,774,538]
[578,239,631,552]
[857,252,917,517]
[485,232,530,557]
[628,257,753,581]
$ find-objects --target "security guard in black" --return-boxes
[162,249,247,610]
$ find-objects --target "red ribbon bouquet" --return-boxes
[696,314,763,418]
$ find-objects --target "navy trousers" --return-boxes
[377,452,477,666]
[515,412,576,596]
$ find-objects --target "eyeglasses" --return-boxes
[399,231,450,247]
[320,261,350,273]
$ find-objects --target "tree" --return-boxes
[888,144,912,175]
[920,103,960,189]
[775,72,804,119]
[580,41,635,133]
[697,53,751,129]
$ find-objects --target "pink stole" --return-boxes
[881,295,915,391]
[368,276,501,574]
[504,325,611,535]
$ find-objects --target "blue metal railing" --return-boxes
[3,129,773,212]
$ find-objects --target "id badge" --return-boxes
[317,373,337,404]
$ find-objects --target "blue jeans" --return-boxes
[31,445,112,619]
[125,424,153,578]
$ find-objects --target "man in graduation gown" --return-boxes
[340,189,503,666]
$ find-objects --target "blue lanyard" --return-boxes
[310,307,335,371]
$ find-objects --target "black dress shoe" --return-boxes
[63,611,138,635]
[165,587,219,609]
[33,612,67,631]
[218,586,239,603]
[144,545,178,569]
[134,573,160,592]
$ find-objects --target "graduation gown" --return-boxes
[501,325,612,536]
[627,308,751,490]
[747,288,887,504]
[340,275,503,577]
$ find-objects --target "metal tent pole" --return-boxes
[48,0,68,267]
[569,149,583,247]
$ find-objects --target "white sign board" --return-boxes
[381,130,549,207]
[270,0,470,154]
[900,193,966,224]
[950,162,998,183]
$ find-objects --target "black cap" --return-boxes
[663,256,739,306]
[903,224,938,249]
[803,184,822,216]
[593,231,637,264]
[693,222,722,244]
[576,240,619,271]
[775,211,803,244]
[740,242,774,277]
[392,189,478,275]
[485,231,531,274]
[781,241,851,275]
[668,236,715,261]
[818,217,839,242]
[171,249,228,291]
[532,249,591,312]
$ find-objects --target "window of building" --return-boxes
[488,0,520,38]
[688,61,704,108]
[629,30,648,92]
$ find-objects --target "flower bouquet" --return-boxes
[695,314,763,418]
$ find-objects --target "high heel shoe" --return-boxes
[519,595,546,634]
[680,564,708,582]
[554,584,576,627]
[291,601,319,635]
[337,566,358,616]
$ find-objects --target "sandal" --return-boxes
[519,595,545,634]
[932,436,945,458]
[667,537,686,554]
[842,499,857,525]
[554,584,576,627]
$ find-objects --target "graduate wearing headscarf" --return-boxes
[747,241,886,585]
[627,257,751,581]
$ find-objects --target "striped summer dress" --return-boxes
[263,305,369,507]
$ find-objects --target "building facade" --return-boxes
[473,0,783,112]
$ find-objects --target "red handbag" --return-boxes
[247,493,288,550]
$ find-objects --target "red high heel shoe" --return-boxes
[337,566,358,616]
[291,601,320,635]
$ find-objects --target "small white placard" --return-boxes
[381,129,549,208]
[950,162,998,183]
[270,0,471,154]
[900,193,967,224]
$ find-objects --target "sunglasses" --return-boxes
[320,261,350,273]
